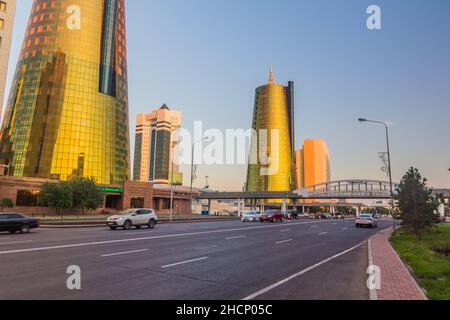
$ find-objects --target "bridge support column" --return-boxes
[282,198,287,213]
[208,199,211,215]
[237,198,242,217]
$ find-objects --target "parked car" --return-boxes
[107,208,158,230]
[260,210,284,223]
[241,211,261,222]
[356,214,378,228]
[284,210,299,220]
[0,213,39,234]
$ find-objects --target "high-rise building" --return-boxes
[0,0,16,120]
[0,0,129,184]
[133,104,182,185]
[246,67,295,192]
[295,140,331,189]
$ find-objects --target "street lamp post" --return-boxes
[359,118,396,229]
[189,137,209,215]
[169,141,179,222]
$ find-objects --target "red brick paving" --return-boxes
[370,228,427,300]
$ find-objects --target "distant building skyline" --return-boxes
[4,1,450,191]
[246,67,295,193]
[0,0,15,120]
[133,104,182,185]
[0,0,129,184]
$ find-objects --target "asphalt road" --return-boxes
[0,219,391,300]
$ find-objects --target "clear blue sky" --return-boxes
[4,0,450,190]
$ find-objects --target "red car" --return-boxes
[260,210,284,223]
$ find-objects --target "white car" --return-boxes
[107,209,158,230]
[241,211,261,222]
[356,214,378,228]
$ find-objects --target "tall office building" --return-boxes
[0,0,130,184]
[246,67,295,192]
[0,0,16,120]
[133,104,183,185]
[295,139,331,189]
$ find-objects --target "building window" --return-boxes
[0,19,4,30]
[0,1,6,12]
[16,190,40,207]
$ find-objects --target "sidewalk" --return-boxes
[370,228,427,300]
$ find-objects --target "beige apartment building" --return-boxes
[133,104,183,184]
[0,0,16,120]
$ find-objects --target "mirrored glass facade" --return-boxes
[246,68,295,192]
[0,0,129,184]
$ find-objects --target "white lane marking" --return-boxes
[0,240,34,245]
[101,249,149,257]
[0,221,324,255]
[318,232,328,235]
[280,229,291,232]
[161,257,208,268]
[243,242,366,300]
[276,239,293,244]
[342,228,349,231]
[226,235,247,240]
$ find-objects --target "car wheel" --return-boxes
[20,225,30,234]
[148,219,156,229]
[9,230,17,234]
[123,220,132,230]
[109,226,117,230]
[356,224,359,228]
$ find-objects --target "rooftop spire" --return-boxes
[268,65,275,84]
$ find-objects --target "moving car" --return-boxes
[356,214,378,228]
[107,209,158,230]
[316,213,333,220]
[0,213,39,234]
[260,210,284,223]
[333,213,345,220]
[241,211,261,222]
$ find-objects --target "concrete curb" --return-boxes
[40,217,240,228]
[367,239,378,301]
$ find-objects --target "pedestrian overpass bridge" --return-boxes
[198,179,398,201]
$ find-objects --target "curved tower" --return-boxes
[0,0,129,184]
[246,67,295,192]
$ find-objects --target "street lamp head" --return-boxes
[358,118,368,123]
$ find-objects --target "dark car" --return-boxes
[283,210,299,220]
[260,210,284,223]
[0,213,39,234]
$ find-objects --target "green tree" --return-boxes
[397,167,439,239]
[1,198,14,211]
[40,181,73,218]
[69,177,104,215]
[309,206,322,214]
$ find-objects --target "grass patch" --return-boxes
[390,224,450,300]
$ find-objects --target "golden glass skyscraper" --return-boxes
[0,0,129,184]
[246,67,295,192]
